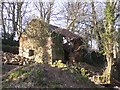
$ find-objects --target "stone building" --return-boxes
[19,18,83,64]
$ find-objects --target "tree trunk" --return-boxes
[11,2,16,41]
[104,54,113,83]
[1,2,6,39]
[17,2,23,40]
[103,1,116,84]
[91,1,103,51]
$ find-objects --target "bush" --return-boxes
[2,44,19,54]
[51,60,67,68]
[8,69,28,80]
[2,39,19,46]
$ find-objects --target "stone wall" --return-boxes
[19,19,53,64]
[19,33,53,64]
[19,33,34,60]
[19,19,64,64]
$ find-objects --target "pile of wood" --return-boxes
[2,52,35,65]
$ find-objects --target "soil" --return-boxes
[2,63,103,88]
[2,65,19,75]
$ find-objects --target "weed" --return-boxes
[51,60,67,68]
[80,68,90,77]
[8,69,28,80]
[77,75,87,80]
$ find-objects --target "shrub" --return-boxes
[51,60,67,68]
[8,69,28,80]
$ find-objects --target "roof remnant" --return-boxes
[49,24,81,40]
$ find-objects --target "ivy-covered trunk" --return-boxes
[103,1,116,84]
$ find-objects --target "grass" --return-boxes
[5,69,30,82]
[2,63,100,88]
[8,69,28,80]
[2,68,31,88]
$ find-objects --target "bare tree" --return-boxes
[61,1,87,32]
[33,0,55,24]
[1,1,30,41]
[90,0,105,51]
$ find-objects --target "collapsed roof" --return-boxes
[49,24,82,41]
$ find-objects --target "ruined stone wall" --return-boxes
[19,33,40,59]
[19,19,52,64]
[19,33,31,58]
[19,19,66,64]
